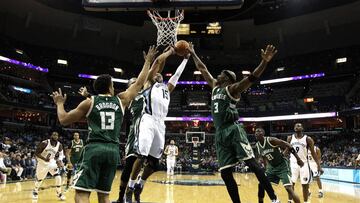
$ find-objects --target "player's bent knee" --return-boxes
[220,168,233,181]
[147,156,160,172]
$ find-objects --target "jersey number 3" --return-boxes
[100,112,115,130]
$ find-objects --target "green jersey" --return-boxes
[87,95,124,144]
[211,86,240,129]
[70,139,84,163]
[129,94,146,122]
[256,137,286,167]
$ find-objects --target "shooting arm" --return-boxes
[168,58,189,92]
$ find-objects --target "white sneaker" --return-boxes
[32,190,38,199]
[57,193,66,201]
[272,200,281,203]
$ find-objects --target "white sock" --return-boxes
[55,175,62,194]
[137,178,146,187]
[304,202,309,203]
[319,189,323,193]
[34,179,43,192]
[128,179,136,188]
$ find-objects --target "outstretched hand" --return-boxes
[78,86,89,97]
[261,45,278,62]
[143,45,159,63]
[51,88,67,105]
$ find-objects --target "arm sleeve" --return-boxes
[168,58,188,86]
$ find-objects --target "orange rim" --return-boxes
[147,10,184,21]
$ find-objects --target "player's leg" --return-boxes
[258,183,265,203]
[221,167,241,203]
[285,185,300,203]
[258,171,278,203]
[279,164,301,203]
[289,163,300,201]
[66,163,74,190]
[98,192,110,203]
[115,156,137,203]
[75,190,90,203]
[166,158,171,175]
[232,125,278,202]
[54,173,66,200]
[316,176,323,197]
[33,161,48,199]
[300,163,311,202]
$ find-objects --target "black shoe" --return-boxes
[125,187,134,203]
[111,200,122,203]
[134,184,143,203]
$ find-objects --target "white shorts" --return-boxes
[309,161,319,178]
[167,158,176,168]
[36,159,59,180]
[135,113,165,159]
[291,161,312,185]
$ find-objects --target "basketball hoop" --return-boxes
[147,9,184,47]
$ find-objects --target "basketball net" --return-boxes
[193,141,199,148]
[147,9,184,47]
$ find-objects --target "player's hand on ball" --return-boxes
[144,45,158,63]
[51,88,67,105]
[297,159,304,167]
[261,45,278,62]
[78,86,89,97]
[187,42,195,54]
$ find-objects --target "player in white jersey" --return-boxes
[286,123,323,203]
[164,140,179,176]
[308,145,324,198]
[126,47,189,203]
[32,131,66,201]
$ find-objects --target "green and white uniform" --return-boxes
[70,139,84,167]
[125,93,146,158]
[256,137,292,186]
[211,86,254,171]
[73,95,124,194]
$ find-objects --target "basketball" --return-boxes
[174,40,190,56]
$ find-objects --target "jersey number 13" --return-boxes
[100,112,115,130]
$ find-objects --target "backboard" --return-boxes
[83,0,244,11]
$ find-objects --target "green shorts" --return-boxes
[73,142,120,194]
[215,124,254,171]
[266,160,292,186]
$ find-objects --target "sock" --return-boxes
[319,189,323,193]
[137,178,146,187]
[119,185,127,201]
[128,179,136,189]
[304,202,309,203]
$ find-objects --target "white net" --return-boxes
[147,9,184,47]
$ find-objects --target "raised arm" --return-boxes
[228,45,277,99]
[307,136,323,174]
[167,56,189,92]
[188,42,217,89]
[269,137,304,167]
[52,88,91,126]
[119,46,158,107]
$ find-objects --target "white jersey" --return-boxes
[39,139,60,162]
[290,134,308,163]
[308,146,318,164]
[166,145,178,160]
[143,82,170,119]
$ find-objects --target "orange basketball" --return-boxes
[174,40,190,56]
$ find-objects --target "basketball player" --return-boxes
[32,131,66,201]
[308,145,323,198]
[113,47,176,203]
[164,140,179,176]
[126,49,189,203]
[255,127,303,203]
[287,123,323,203]
[189,43,280,203]
[51,46,158,203]
[65,132,84,191]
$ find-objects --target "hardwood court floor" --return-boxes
[1,171,359,203]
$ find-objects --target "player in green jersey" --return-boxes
[51,46,158,203]
[189,43,280,203]
[65,132,84,190]
[255,127,304,203]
